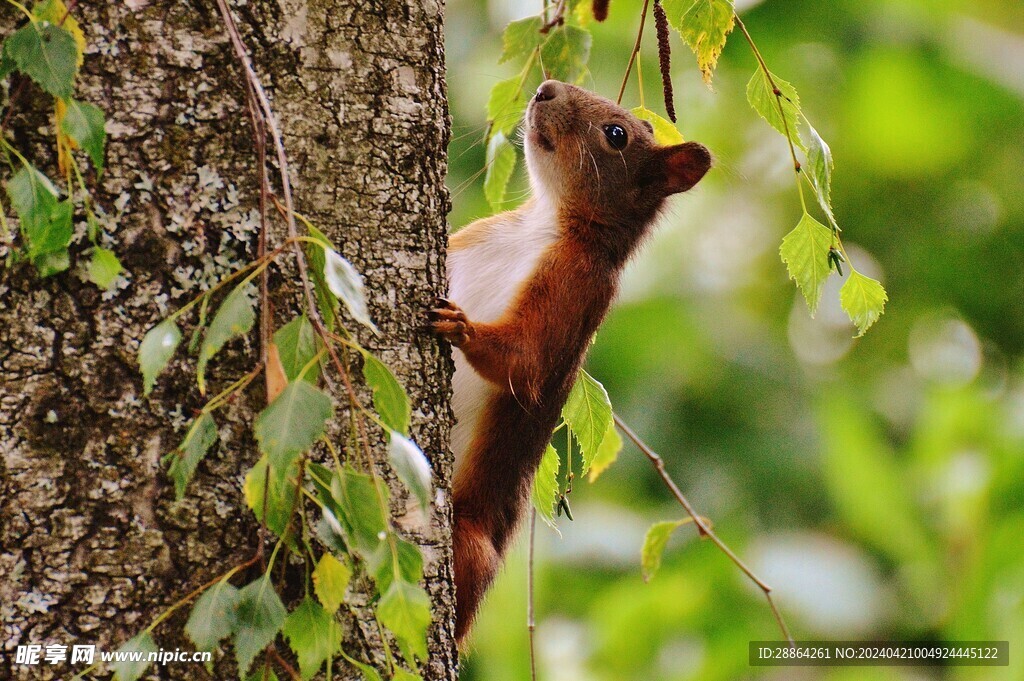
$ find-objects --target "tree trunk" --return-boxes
[0,1,455,679]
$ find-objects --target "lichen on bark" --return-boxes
[0,1,455,679]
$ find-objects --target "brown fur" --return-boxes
[434,81,711,645]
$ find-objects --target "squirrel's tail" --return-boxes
[451,390,559,646]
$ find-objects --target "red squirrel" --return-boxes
[431,80,711,644]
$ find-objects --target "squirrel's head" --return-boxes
[524,80,711,226]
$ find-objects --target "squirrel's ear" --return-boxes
[659,141,712,195]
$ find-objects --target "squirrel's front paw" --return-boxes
[430,297,474,347]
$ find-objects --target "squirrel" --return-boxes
[431,79,711,645]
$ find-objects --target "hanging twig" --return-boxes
[612,413,795,646]
[213,0,328,364]
[527,508,539,681]
[617,0,652,105]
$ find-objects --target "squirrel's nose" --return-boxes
[534,80,562,102]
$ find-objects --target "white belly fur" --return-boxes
[447,199,559,473]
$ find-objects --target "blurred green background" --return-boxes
[444,0,1024,679]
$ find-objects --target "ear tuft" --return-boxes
[661,141,712,195]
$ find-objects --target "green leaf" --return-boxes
[198,282,256,393]
[372,536,423,593]
[330,466,389,559]
[779,212,833,315]
[273,315,319,383]
[342,653,384,681]
[166,413,219,500]
[361,351,410,435]
[388,431,432,512]
[282,597,342,681]
[805,122,837,229]
[185,580,240,652]
[746,68,805,150]
[500,16,544,64]
[3,22,78,98]
[531,443,560,527]
[6,165,72,271]
[322,248,377,332]
[138,318,182,395]
[392,671,423,681]
[562,369,612,473]
[88,246,122,289]
[233,575,287,678]
[0,50,15,79]
[244,454,300,540]
[110,631,158,681]
[33,0,86,67]
[540,25,592,83]
[304,224,339,331]
[486,76,528,138]
[377,580,431,662]
[664,0,735,86]
[60,98,106,174]
[484,131,517,211]
[839,270,888,337]
[587,419,623,482]
[313,553,352,615]
[254,380,334,472]
[631,106,685,146]
[641,519,689,582]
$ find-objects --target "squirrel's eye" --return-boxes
[603,124,628,150]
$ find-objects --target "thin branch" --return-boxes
[213,0,327,365]
[612,413,795,646]
[733,14,807,214]
[527,508,539,681]
[617,0,652,105]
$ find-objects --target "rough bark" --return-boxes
[0,1,455,679]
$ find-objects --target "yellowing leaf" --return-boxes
[840,270,887,337]
[313,553,352,615]
[631,106,685,146]
[664,0,735,86]
[87,246,122,290]
[780,212,833,315]
[265,343,288,402]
